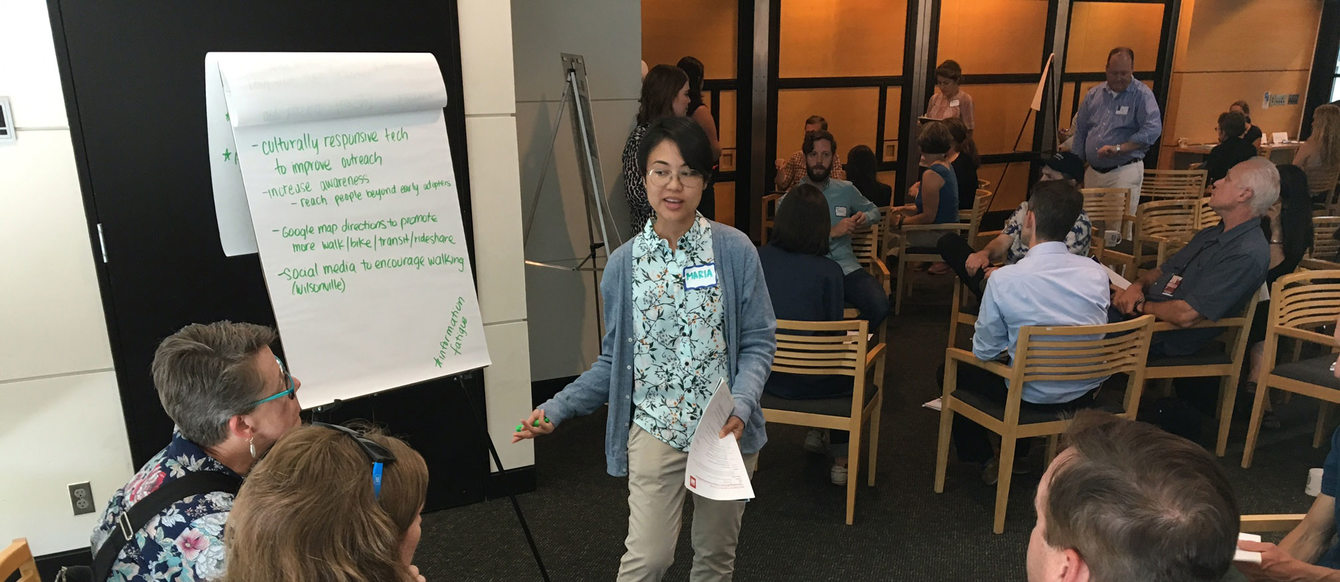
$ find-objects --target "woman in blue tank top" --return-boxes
[894,121,959,246]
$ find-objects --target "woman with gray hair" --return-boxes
[90,321,303,581]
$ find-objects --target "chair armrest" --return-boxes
[976,229,1002,239]
[870,257,890,278]
[1301,258,1340,270]
[866,343,887,369]
[1240,514,1307,534]
[945,347,1012,378]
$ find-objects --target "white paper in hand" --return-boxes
[1234,532,1262,564]
[685,379,756,501]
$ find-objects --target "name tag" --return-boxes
[1161,274,1183,297]
[685,264,718,290]
[1116,105,1129,115]
[835,206,849,217]
[949,99,960,107]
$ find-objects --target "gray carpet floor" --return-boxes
[415,286,1333,581]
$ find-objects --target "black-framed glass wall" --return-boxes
[642,0,1181,237]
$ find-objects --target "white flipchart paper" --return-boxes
[215,52,489,407]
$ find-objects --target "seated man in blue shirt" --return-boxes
[947,180,1110,483]
[1236,326,1340,581]
[1111,157,1276,357]
[797,129,887,328]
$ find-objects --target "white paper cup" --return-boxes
[1307,467,1324,497]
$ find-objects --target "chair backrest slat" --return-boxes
[1014,316,1155,382]
[1142,169,1208,199]
[1309,217,1340,260]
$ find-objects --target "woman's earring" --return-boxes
[248,437,256,459]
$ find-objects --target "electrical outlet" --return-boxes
[68,481,96,515]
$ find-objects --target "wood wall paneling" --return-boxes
[937,0,1049,75]
[882,86,905,144]
[979,161,1033,211]
[716,90,738,150]
[776,87,881,163]
[1065,3,1164,73]
[778,0,908,78]
[1178,0,1321,73]
[960,83,1039,154]
[642,0,739,77]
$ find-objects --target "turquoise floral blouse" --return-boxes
[91,432,239,581]
[631,215,729,450]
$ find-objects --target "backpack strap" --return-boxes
[91,471,242,578]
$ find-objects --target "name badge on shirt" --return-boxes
[685,264,718,290]
[1162,274,1183,297]
[1116,105,1130,115]
[835,205,849,217]
[949,99,960,107]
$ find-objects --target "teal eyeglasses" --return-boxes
[247,355,296,407]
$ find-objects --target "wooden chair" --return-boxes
[1241,514,1307,534]
[947,281,977,350]
[977,178,991,191]
[1306,163,1340,213]
[850,226,891,297]
[1142,286,1265,457]
[1241,270,1340,468]
[889,189,992,315]
[0,538,40,582]
[1079,187,1131,267]
[1142,168,1208,200]
[760,193,782,244]
[934,315,1157,533]
[1103,198,1202,276]
[761,318,887,525]
[1305,216,1340,267]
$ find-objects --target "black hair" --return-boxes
[637,116,715,183]
[771,183,830,256]
[1267,164,1315,262]
[845,145,878,196]
[1218,111,1247,139]
[1028,180,1083,242]
[803,129,836,155]
[677,56,705,112]
[637,65,689,124]
[917,121,953,155]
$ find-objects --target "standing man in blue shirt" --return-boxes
[1071,47,1163,237]
[796,129,887,328]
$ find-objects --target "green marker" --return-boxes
[531,416,550,427]
[515,424,524,432]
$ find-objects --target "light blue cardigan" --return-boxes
[538,221,777,477]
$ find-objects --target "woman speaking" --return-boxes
[514,116,776,581]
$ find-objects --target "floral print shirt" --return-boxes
[1001,202,1092,264]
[631,215,728,451]
[91,432,240,581]
[622,122,654,232]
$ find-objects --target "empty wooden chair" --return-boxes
[1306,163,1340,213]
[760,192,782,244]
[1241,270,1340,468]
[934,315,1157,533]
[1080,187,1131,266]
[889,189,992,315]
[762,318,887,524]
[1103,198,1202,276]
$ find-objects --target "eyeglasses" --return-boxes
[247,355,296,407]
[312,422,398,498]
[646,168,705,190]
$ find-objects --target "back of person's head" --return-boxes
[1042,151,1085,184]
[152,321,278,447]
[676,56,705,110]
[772,183,830,256]
[225,423,429,582]
[638,116,715,182]
[804,115,829,131]
[1027,180,1083,242]
[1042,411,1239,582]
[1274,164,1315,259]
[935,59,962,82]
[1230,100,1251,117]
[942,117,979,165]
[917,121,953,156]
[1218,111,1247,139]
[1312,104,1340,167]
[803,129,837,155]
[1234,156,1281,216]
[637,65,689,124]
[845,145,877,184]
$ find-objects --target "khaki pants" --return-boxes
[1085,159,1144,239]
[617,425,759,582]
